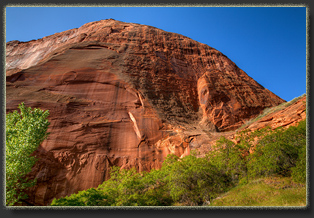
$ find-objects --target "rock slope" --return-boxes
[243,95,306,131]
[193,95,306,156]
[6,19,285,205]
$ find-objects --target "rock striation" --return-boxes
[6,19,285,205]
[243,95,306,131]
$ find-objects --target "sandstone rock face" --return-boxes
[190,95,307,158]
[6,19,285,205]
[197,69,282,132]
[243,95,306,131]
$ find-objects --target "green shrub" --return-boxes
[248,120,306,179]
[52,165,173,206]
[291,120,307,183]
[211,120,306,186]
[163,154,231,206]
[291,143,306,183]
[207,137,247,185]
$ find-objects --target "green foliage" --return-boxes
[50,119,306,206]
[6,103,50,206]
[291,143,306,183]
[291,120,307,183]
[164,154,231,205]
[51,188,113,206]
[52,166,173,206]
[51,154,231,206]
[207,120,306,187]
[248,120,306,180]
[207,136,246,185]
[206,128,273,185]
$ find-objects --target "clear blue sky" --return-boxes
[5,6,306,101]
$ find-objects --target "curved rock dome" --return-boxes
[6,19,284,205]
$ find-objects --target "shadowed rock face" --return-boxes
[6,19,285,205]
[197,69,283,132]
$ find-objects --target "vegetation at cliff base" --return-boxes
[51,119,306,207]
[51,154,232,206]
[6,103,50,206]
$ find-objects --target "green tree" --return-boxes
[247,120,306,180]
[207,136,249,185]
[6,103,50,206]
[164,154,231,206]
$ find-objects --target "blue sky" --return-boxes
[5,6,306,101]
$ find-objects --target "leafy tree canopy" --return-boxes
[6,103,50,206]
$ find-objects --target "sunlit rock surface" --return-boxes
[6,19,286,205]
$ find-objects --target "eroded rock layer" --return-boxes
[243,95,306,131]
[192,95,306,157]
[6,19,285,205]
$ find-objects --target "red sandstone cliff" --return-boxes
[6,19,287,205]
[193,95,306,156]
[242,95,306,131]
